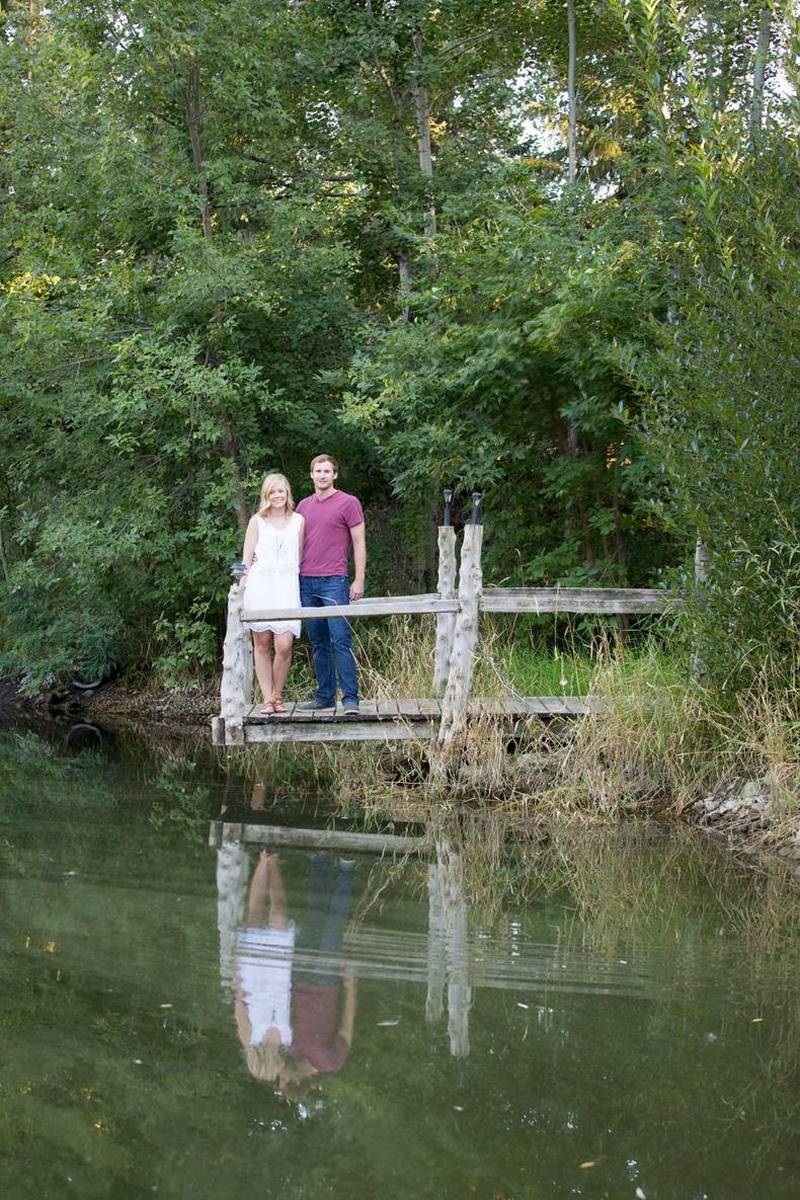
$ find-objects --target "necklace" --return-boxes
[265,513,291,558]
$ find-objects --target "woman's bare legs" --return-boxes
[247,851,289,930]
[272,633,294,706]
[252,630,275,708]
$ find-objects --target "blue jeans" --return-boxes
[299,575,359,705]
[296,854,355,983]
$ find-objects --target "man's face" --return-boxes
[311,460,337,492]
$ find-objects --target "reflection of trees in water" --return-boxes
[213,812,800,1103]
[444,814,800,1126]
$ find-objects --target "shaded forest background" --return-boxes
[1,0,798,692]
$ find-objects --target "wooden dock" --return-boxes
[214,505,692,751]
[212,695,590,745]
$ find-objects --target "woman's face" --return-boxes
[268,485,287,510]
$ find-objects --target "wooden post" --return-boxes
[219,577,253,745]
[437,524,483,754]
[441,836,471,1059]
[425,830,471,1056]
[425,858,446,1024]
[216,836,250,989]
[432,526,457,696]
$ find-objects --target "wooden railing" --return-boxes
[218,519,687,752]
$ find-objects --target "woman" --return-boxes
[242,473,304,714]
[234,851,295,1084]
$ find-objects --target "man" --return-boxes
[296,454,366,713]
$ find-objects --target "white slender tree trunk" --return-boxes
[750,7,772,135]
[412,25,437,238]
[567,0,577,182]
[182,60,249,532]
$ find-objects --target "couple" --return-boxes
[234,850,357,1093]
[241,453,366,715]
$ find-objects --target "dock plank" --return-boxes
[243,594,459,622]
[225,694,592,745]
[481,586,677,615]
[244,720,436,744]
[210,822,423,854]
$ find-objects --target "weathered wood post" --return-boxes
[432,488,457,696]
[425,856,446,1024]
[216,835,250,989]
[437,494,483,756]
[217,562,253,746]
[442,835,471,1059]
[425,828,471,1058]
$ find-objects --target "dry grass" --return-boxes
[204,619,800,864]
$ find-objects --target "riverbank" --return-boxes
[9,629,798,877]
[83,676,219,726]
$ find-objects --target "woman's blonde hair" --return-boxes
[245,1041,283,1083]
[258,473,295,517]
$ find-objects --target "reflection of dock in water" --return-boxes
[209,820,423,856]
[214,822,659,1060]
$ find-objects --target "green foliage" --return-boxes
[345,170,672,585]
[615,30,800,689]
[0,0,797,693]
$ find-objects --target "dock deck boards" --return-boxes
[212,696,590,745]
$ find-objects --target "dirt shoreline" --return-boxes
[82,678,219,726]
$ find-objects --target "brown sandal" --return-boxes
[258,700,276,716]
[272,697,287,713]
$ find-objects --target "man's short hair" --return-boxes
[310,453,338,473]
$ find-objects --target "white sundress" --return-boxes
[235,923,296,1047]
[244,513,302,637]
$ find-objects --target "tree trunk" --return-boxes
[567,0,577,183]
[750,8,772,136]
[565,0,581,560]
[183,61,214,242]
[397,251,412,322]
[412,25,437,238]
[182,60,250,534]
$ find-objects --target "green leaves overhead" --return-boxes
[0,0,797,690]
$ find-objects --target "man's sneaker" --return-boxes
[342,699,360,715]
[296,699,335,711]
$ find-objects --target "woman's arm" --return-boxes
[297,514,305,561]
[235,990,252,1048]
[242,515,258,568]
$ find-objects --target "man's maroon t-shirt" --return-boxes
[291,983,350,1074]
[297,490,364,576]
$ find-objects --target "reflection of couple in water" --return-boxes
[234,850,357,1095]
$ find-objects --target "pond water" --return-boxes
[1,725,799,1199]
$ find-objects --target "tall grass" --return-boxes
[351,612,638,700]
[231,616,799,861]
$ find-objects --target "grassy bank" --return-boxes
[224,618,800,869]
[82,615,800,869]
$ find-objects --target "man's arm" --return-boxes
[349,522,366,601]
[337,972,358,1047]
